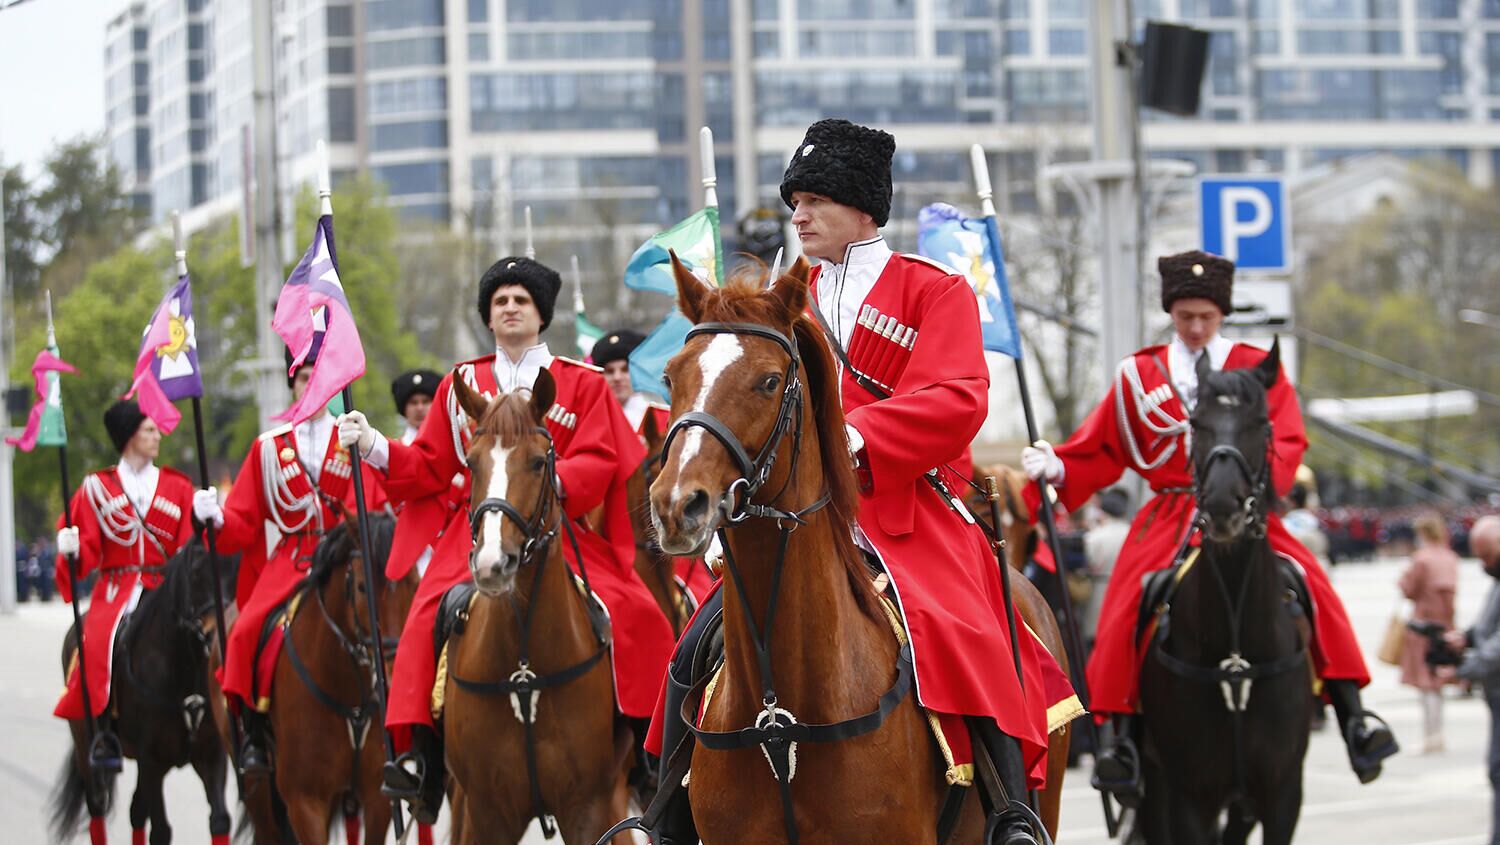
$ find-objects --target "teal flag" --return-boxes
[628,312,693,401]
[623,207,723,295]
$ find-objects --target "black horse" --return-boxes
[49,539,237,845]
[1133,342,1313,844]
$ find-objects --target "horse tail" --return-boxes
[48,751,117,841]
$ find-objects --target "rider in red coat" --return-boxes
[647,119,1075,845]
[54,400,198,722]
[1020,250,1398,799]
[194,347,386,774]
[338,257,676,825]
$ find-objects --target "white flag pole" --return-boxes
[571,255,586,315]
[700,126,718,210]
[524,206,535,259]
[172,211,188,277]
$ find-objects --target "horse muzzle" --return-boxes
[651,483,723,557]
[471,550,522,597]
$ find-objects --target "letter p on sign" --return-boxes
[1199,177,1290,273]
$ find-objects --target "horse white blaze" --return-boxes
[673,334,744,502]
[473,441,514,580]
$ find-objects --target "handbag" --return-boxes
[1377,609,1407,666]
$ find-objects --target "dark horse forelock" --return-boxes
[471,390,540,452]
[687,269,876,617]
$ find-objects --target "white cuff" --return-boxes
[844,423,865,455]
[365,431,390,472]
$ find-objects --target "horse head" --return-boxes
[1191,339,1281,545]
[452,369,559,597]
[650,251,863,564]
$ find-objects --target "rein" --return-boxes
[660,320,912,845]
[1154,421,1306,806]
[448,428,610,840]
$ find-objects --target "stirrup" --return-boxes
[1346,710,1399,784]
[984,800,1051,845]
[87,730,123,775]
[381,753,440,825]
[1090,736,1142,809]
[237,737,272,776]
[594,817,651,845]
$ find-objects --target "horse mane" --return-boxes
[698,268,877,617]
[475,389,538,449]
[310,511,396,590]
[133,538,203,623]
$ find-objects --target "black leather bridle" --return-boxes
[468,426,560,582]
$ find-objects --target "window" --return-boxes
[368,76,447,116]
[469,0,488,23]
[371,120,449,151]
[470,71,659,132]
[469,32,490,61]
[798,0,914,19]
[371,160,450,196]
[328,87,356,142]
[367,0,444,31]
[327,46,354,74]
[327,5,354,37]
[368,36,446,69]
[1048,29,1085,56]
[507,30,651,59]
[756,68,961,126]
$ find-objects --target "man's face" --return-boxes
[403,394,434,430]
[789,191,876,263]
[488,285,543,347]
[1169,298,1225,352]
[1476,532,1500,577]
[292,365,312,403]
[125,418,161,462]
[602,360,633,405]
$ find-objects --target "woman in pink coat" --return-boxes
[1399,512,1460,752]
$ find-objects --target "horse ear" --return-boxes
[770,256,812,324]
[530,367,557,423]
[451,371,489,423]
[672,250,711,323]
[1257,337,1282,389]
[641,406,661,444]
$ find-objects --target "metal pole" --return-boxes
[1088,0,1144,385]
[0,178,15,614]
[251,0,285,431]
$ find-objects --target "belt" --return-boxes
[1152,486,1193,496]
[102,564,164,577]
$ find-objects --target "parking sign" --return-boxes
[1199,176,1291,272]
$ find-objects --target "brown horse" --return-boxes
[629,411,694,636]
[648,257,1069,844]
[440,373,633,844]
[242,512,419,845]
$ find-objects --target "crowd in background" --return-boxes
[13,538,57,602]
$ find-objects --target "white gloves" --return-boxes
[704,534,724,576]
[56,526,80,557]
[1021,440,1065,484]
[337,411,377,458]
[193,488,224,527]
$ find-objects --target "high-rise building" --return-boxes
[108,0,1500,248]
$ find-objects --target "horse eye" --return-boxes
[661,374,673,390]
[758,374,781,394]
[530,456,546,472]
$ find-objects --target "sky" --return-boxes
[0,0,113,175]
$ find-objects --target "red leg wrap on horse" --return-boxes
[344,814,360,845]
[211,835,230,845]
[132,828,146,845]
[89,816,107,845]
[418,823,434,845]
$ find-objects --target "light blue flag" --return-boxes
[916,203,1023,359]
[628,311,694,401]
[623,207,723,295]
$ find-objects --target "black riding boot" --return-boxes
[381,723,446,825]
[648,589,721,845]
[1327,679,1398,783]
[1090,714,1141,808]
[972,719,1048,845]
[238,710,273,776]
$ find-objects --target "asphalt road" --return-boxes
[4,558,1492,844]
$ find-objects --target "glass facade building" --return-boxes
[109,0,1500,243]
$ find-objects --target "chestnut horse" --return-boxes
[440,373,632,844]
[968,463,1037,573]
[629,412,694,636]
[647,257,1069,844]
[243,512,419,845]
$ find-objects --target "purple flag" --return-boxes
[124,274,203,433]
[272,215,366,423]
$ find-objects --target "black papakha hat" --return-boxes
[391,369,442,416]
[590,329,646,368]
[1159,250,1234,315]
[104,400,147,454]
[779,119,896,227]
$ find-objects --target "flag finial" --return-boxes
[44,289,56,348]
[172,210,187,277]
[524,206,535,260]
[970,144,997,218]
[700,126,718,209]
[316,139,332,216]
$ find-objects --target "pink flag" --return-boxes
[272,215,365,424]
[6,349,77,452]
[124,274,202,434]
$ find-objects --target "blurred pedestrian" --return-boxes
[1447,515,1500,845]
[1399,512,1459,753]
[1082,488,1130,645]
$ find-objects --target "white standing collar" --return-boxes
[494,341,554,394]
[1167,333,1234,411]
[815,236,893,350]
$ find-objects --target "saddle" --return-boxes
[1135,549,1314,653]
[250,590,308,712]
